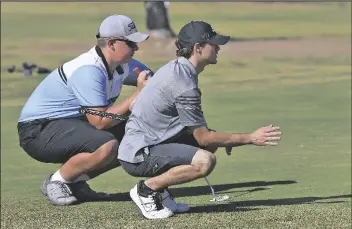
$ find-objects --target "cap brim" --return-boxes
[125,32,149,43]
[208,34,230,45]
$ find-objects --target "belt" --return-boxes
[18,118,50,128]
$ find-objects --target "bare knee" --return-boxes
[94,139,118,161]
[191,149,217,177]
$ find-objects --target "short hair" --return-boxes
[97,38,108,48]
[175,39,206,59]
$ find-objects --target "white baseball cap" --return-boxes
[96,15,149,43]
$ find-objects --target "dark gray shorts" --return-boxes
[17,117,126,164]
[119,129,202,177]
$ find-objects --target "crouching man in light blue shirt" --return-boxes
[17,14,151,206]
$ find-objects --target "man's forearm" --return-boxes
[204,131,252,148]
[101,89,141,128]
[194,125,280,149]
[106,89,140,115]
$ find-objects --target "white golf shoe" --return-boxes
[46,181,78,206]
[129,182,173,220]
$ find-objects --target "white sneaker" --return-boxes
[46,181,78,206]
[162,189,190,213]
[129,183,174,220]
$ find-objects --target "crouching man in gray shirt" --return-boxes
[118,21,282,219]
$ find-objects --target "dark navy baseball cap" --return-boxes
[177,21,230,49]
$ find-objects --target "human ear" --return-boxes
[194,43,202,54]
[108,40,116,51]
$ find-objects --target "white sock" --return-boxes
[73,174,90,183]
[50,170,71,183]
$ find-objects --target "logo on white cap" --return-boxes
[128,22,136,32]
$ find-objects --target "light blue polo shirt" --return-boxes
[18,47,150,122]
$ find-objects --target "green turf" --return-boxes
[1,2,351,229]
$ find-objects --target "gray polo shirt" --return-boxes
[118,57,208,163]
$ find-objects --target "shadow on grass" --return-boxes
[96,180,297,202]
[86,180,351,214]
[230,194,352,207]
[189,205,260,213]
[189,194,352,213]
[170,180,297,197]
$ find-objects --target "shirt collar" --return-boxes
[177,57,198,77]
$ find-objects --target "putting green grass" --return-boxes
[1,2,351,229]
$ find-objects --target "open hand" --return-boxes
[250,125,281,146]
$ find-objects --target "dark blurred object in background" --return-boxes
[7,65,16,73]
[144,1,176,38]
[22,62,36,77]
[22,62,37,70]
[37,67,51,74]
[5,62,51,77]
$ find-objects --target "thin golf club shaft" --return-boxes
[204,177,215,196]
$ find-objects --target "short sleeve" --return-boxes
[175,88,207,127]
[123,58,151,86]
[67,65,108,107]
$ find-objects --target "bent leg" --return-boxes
[144,148,216,191]
[119,143,216,218]
[84,120,127,179]
[120,143,216,190]
[19,118,119,204]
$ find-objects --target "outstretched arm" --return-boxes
[175,87,281,150]
[191,125,281,149]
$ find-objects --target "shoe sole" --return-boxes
[129,187,173,220]
[47,198,79,206]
